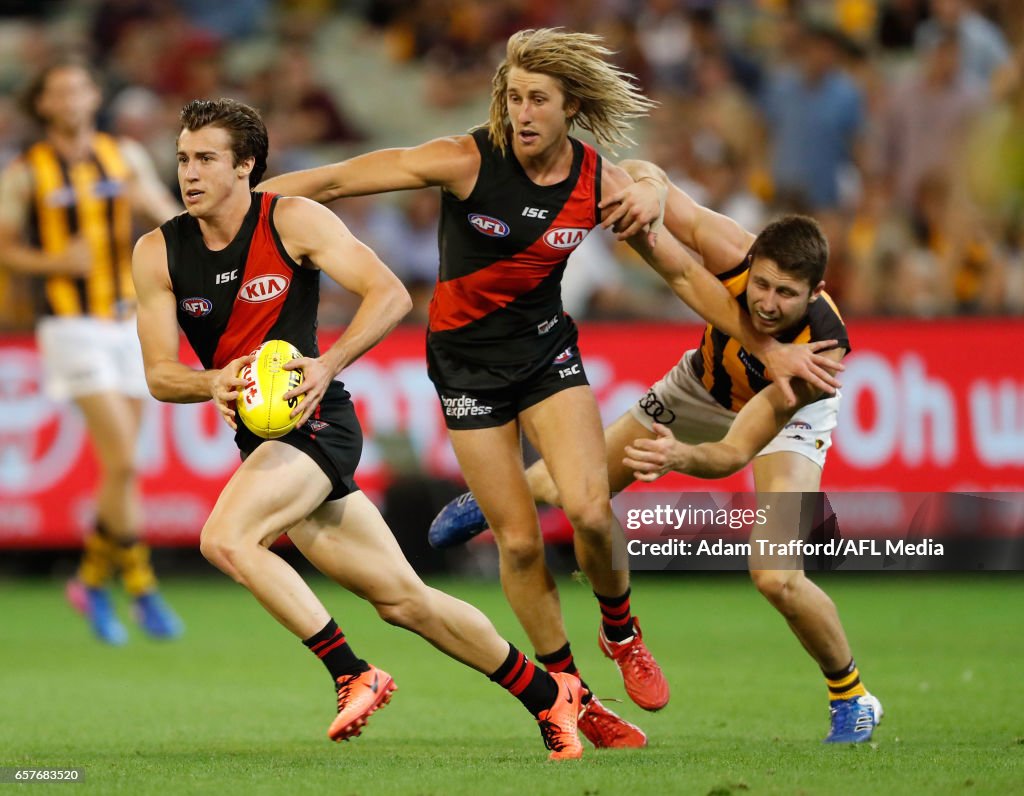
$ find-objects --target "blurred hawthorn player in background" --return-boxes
[0,58,182,645]
[133,98,583,759]
[262,27,842,749]
[434,169,881,743]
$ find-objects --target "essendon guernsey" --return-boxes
[429,128,602,385]
[162,192,320,370]
[691,260,851,412]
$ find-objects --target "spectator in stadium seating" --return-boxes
[915,0,1010,85]
[761,21,865,212]
[879,29,987,210]
[431,170,882,744]
[0,58,183,644]
[133,97,584,759]
[255,43,367,161]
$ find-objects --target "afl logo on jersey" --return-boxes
[468,213,510,238]
[544,228,588,250]
[552,347,575,365]
[239,274,290,303]
[180,297,213,317]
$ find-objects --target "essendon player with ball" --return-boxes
[132,99,585,759]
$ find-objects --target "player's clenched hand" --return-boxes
[761,340,844,407]
[623,423,691,482]
[210,353,254,430]
[599,177,666,247]
[283,355,329,428]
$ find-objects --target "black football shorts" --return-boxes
[430,343,590,430]
[235,380,361,501]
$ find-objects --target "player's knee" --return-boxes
[563,500,612,542]
[374,593,429,630]
[497,531,546,572]
[750,569,803,609]
[199,526,243,580]
[101,455,137,486]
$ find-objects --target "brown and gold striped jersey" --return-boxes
[690,260,850,412]
[23,133,134,318]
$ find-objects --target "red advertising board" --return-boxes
[1,320,1022,547]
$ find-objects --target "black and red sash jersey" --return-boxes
[428,128,602,386]
[162,192,321,370]
[690,259,850,412]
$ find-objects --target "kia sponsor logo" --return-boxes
[544,227,588,250]
[468,214,510,237]
[180,297,213,317]
[239,274,290,303]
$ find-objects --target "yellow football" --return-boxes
[236,339,305,439]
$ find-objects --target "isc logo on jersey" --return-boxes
[468,214,510,238]
[236,339,305,439]
[239,274,290,303]
[544,228,588,250]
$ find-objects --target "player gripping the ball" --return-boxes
[132,98,583,759]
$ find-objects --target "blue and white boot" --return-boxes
[825,693,883,743]
[427,492,488,549]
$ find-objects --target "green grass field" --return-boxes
[2,573,1022,795]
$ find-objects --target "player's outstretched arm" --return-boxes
[624,220,764,352]
[623,222,841,404]
[624,390,790,481]
[273,196,412,427]
[132,230,252,427]
[257,136,481,203]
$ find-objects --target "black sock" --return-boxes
[596,587,635,643]
[536,642,591,705]
[489,644,559,717]
[302,619,368,682]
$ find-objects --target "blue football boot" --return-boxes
[133,591,185,640]
[427,492,489,549]
[824,693,883,743]
[66,579,128,646]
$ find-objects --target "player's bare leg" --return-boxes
[750,451,881,742]
[68,392,180,641]
[523,388,669,712]
[75,393,143,543]
[448,421,569,656]
[290,488,581,757]
[521,387,621,596]
[291,491,511,669]
[200,443,400,742]
[526,411,652,507]
[200,442,337,636]
[748,453,851,670]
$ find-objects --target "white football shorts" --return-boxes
[628,349,840,469]
[36,315,149,401]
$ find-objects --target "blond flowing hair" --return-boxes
[486,28,656,155]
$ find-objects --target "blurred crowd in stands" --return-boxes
[2,0,1023,331]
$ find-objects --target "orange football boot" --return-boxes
[577,691,648,748]
[535,672,583,760]
[327,665,397,742]
[598,619,670,711]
